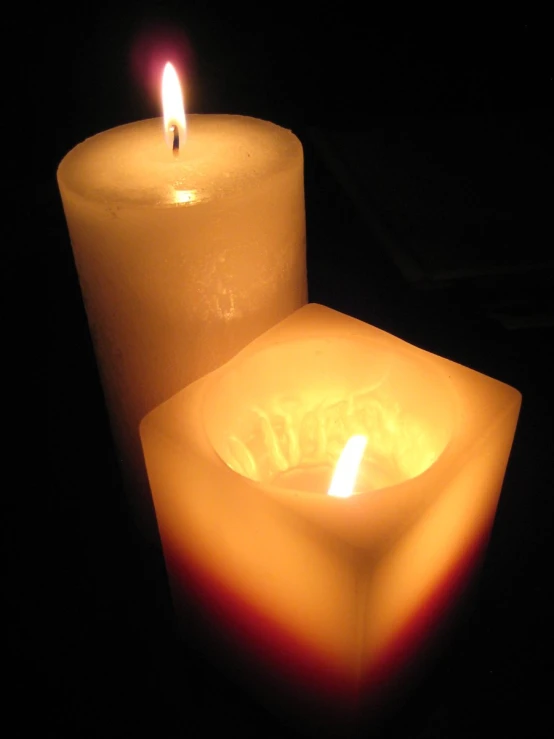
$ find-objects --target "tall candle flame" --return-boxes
[162,62,186,154]
[327,435,368,498]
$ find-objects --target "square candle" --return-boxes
[140,304,521,735]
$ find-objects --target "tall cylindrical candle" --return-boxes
[57,114,307,531]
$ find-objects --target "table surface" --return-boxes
[29,15,554,738]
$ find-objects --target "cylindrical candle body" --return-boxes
[57,115,306,531]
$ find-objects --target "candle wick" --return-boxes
[171,124,180,158]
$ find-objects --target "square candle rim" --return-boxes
[140,304,521,544]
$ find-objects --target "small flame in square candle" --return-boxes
[327,435,368,498]
[162,62,186,155]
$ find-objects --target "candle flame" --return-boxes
[162,62,186,152]
[327,435,368,498]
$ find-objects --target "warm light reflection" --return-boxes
[173,188,198,204]
[327,435,368,498]
[162,62,186,152]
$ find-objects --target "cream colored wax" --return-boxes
[140,304,521,732]
[57,115,306,531]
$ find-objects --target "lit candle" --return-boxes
[57,64,307,532]
[140,303,521,733]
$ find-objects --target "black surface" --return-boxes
[31,11,554,737]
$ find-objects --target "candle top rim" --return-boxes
[57,114,303,209]
[201,332,459,497]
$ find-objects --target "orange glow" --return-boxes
[327,435,368,498]
[162,62,186,151]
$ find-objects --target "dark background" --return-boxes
[30,6,554,737]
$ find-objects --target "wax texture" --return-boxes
[140,304,521,731]
[58,115,307,529]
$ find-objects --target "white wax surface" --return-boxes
[59,115,302,207]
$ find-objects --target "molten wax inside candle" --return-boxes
[204,337,454,493]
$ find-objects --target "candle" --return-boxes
[140,303,521,734]
[57,65,307,532]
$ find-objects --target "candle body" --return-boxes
[141,304,521,734]
[57,116,306,531]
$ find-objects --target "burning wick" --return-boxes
[162,62,186,157]
[170,124,180,157]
